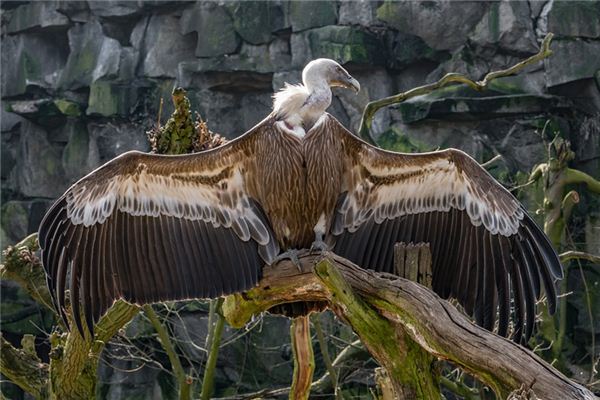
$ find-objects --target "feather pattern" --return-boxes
[39,121,280,335]
[326,115,563,343]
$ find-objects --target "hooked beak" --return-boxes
[331,75,361,93]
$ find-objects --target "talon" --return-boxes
[273,249,302,271]
[309,239,329,254]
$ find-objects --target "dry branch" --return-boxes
[222,251,595,400]
[358,33,555,144]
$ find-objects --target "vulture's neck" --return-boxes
[273,75,331,137]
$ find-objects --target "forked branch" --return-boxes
[222,251,594,400]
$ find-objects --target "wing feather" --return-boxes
[39,126,278,337]
[327,115,562,342]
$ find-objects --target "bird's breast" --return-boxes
[245,129,344,249]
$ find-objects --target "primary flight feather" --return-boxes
[39,58,561,343]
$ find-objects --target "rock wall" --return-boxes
[1,1,599,398]
[2,0,599,244]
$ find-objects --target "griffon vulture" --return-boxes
[39,58,562,343]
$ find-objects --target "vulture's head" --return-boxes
[303,58,360,93]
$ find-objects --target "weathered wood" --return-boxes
[222,251,595,400]
[393,242,432,288]
[290,316,315,400]
[0,333,48,399]
[316,259,441,399]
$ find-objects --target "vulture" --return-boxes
[39,58,562,344]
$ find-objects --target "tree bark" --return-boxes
[222,251,595,400]
[289,316,315,400]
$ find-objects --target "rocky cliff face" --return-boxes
[1,0,599,244]
[1,1,599,398]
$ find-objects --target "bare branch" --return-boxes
[358,33,554,145]
[0,333,48,399]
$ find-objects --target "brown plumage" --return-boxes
[39,59,561,344]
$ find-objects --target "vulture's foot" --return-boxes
[272,248,301,271]
[309,239,329,254]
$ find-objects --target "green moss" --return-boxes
[54,99,81,117]
[87,81,134,117]
[307,26,384,65]
[155,87,196,154]
[62,125,89,175]
[487,2,500,42]
[377,128,432,153]
[1,202,28,240]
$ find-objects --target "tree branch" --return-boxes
[143,305,191,400]
[559,251,600,265]
[222,252,595,400]
[358,33,554,144]
[0,333,48,399]
[1,233,54,312]
[200,298,225,400]
[290,316,315,400]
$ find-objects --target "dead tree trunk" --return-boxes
[222,251,595,400]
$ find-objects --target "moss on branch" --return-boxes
[222,252,595,400]
[358,33,555,145]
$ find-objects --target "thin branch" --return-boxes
[357,33,554,144]
[564,168,600,194]
[143,305,191,400]
[200,298,225,400]
[312,315,343,400]
[560,251,600,265]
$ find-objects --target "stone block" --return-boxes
[179,2,239,58]
[545,39,600,87]
[186,90,272,138]
[55,0,90,22]
[1,106,24,132]
[62,120,92,181]
[88,122,150,164]
[87,81,138,117]
[548,1,600,39]
[6,1,70,34]
[386,31,449,69]
[58,21,122,89]
[133,14,195,78]
[395,90,571,124]
[15,120,67,198]
[470,1,538,54]
[339,0,378,26]
[226,1,286,44]
[0,201,28,242]
[291,26,385,67]
[1,33,68,96]
[88,0,141,17]
[289,1,337,32]
[376,0,489,51]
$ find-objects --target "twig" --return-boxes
[143,305,191,400]
[559,251,600,265]
[358,33,554,145]
[200,298,225,400]
[312,315,343,400]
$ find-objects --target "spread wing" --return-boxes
[39,126,279,336]
[331,121,562,343]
